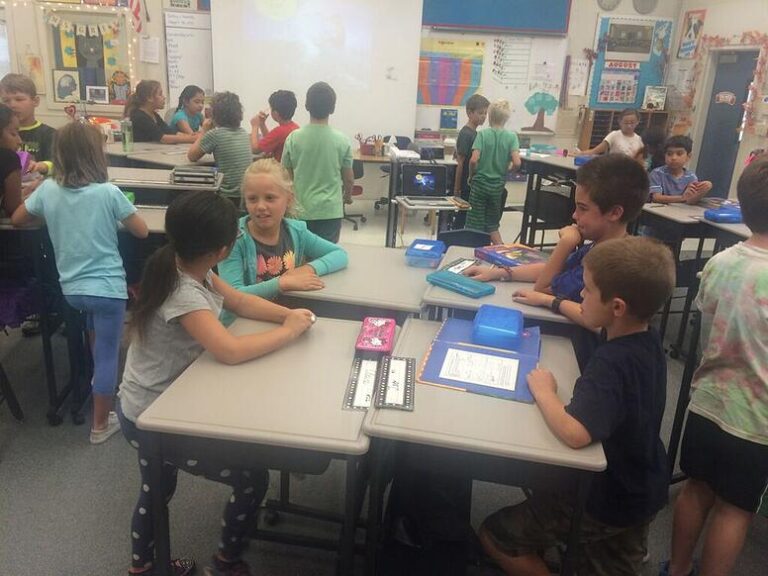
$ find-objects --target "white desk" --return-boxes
[363,318,605,574]
[127,148,215,168]
[281,243,429,322]
[641,203,708,224]
[106,142,174,158]
[422,246,569,324]
[703,218,749,252]
[137,317,369,575]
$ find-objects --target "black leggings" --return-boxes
[118,405,269,570]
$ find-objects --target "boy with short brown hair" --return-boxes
[480,235,676,576]
[0,73,55,176]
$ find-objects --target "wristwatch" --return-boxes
[550,297,564,314]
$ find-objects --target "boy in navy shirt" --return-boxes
[452,93,489,229]
[649,135,712,204]
[479,236,675,576]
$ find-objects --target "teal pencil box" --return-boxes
[426,269,495,299]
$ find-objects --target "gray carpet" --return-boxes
[1,316,766,576]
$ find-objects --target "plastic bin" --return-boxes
[405,239,446,268]
[472,304,524,350]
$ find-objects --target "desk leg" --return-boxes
[520,166,536,245]
[561,472,591,576]
[148,451,172,576]
[365,440,386,576]
[338,455,360,575]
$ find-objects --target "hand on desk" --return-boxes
[279,265,325,292]
[527,368,558,397]
[283,308,315,337]
[512,288,554,309]
[463,265,505,282]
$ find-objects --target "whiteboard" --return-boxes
[211,0,423,139]
[164,11,213,111]
[416,29,567,136]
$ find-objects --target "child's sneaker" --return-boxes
[128,558,195,576]
[90,411,121,444]
[203,556,252,576]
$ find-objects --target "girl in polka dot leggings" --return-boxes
[117,192,316,576]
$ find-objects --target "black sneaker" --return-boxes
[21,314,41,337]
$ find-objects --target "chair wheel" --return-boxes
[264,510,280,526]
[374,204,381,210]
[361,216,367,223]
[669,348,680,359]
[353,223,359,231]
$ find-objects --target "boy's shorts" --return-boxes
[681,412,768,513]
[482,491,649,576]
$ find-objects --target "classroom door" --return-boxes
[696,50,759,198]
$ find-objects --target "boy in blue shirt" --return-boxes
[649,135,712,204]
[479,235,676,576]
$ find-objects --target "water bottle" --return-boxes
[121,118,133,153]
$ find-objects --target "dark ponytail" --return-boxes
[130,191,238,339]
[177,84,204,111]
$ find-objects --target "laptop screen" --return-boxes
[401,164,447,196]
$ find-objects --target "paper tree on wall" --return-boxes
[522,92,559,133]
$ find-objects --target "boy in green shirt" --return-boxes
[465,99,521,244]
[282,82,353,243]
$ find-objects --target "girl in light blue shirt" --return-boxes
[12,122,149,444]
[169,84,205,134]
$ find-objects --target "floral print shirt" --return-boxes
[690,242,768,446]
[252,221,296,282]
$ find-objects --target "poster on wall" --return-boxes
[418,38,484,106]
[589,16,672,110]
[677,9,706,59]
[21,55,46,95]
[597,61,640,104]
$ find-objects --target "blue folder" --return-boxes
[418,318,541,403]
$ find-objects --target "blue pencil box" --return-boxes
[704,206,742,223]
[426,269,496,299]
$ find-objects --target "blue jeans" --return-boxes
[64,294,126,396]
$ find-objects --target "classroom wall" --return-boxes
[2,0,186,128]
[552,0,683,148]
[673,0,768,197]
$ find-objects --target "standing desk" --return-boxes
[422,246,570,325]
[638,203,714,355]
[519,154,577,247]
[363,318,606,575]
[136,317,370,576]
[109,167,223,205]
[703,219,749,252]
[281,243,428,323]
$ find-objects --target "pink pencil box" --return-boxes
[355,317,396,356]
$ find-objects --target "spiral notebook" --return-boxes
[417,318,541,403]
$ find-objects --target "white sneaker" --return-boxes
[90,411,120,444]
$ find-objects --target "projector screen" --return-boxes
[211,0,423,141]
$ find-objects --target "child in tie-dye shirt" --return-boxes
[663,157,768,576]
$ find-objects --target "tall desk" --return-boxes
[704,219,749,252]
[363,319,606,575]
[384,157,457,248]
[519,154,577,247]
[281,243,428,323]
[638,203,712,355]
[106,142,215,168]
[137,317,370,576]
[422,246,570,325]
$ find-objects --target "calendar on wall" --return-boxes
[597,61,640,104]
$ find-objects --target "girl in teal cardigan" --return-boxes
[219,159,348,304]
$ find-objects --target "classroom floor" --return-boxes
[1,192,766,576]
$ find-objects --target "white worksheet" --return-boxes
[439,348,518,391]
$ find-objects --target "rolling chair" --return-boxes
[343,159,367,231]
[374,136,413,211]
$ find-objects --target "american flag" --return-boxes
[129,0,143,33]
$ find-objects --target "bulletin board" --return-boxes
[416,28,567,135]
[422,0,571,35]
[588,16,674,110]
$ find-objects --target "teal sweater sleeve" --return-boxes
[218,234,282,300]
[297,225,349,275]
